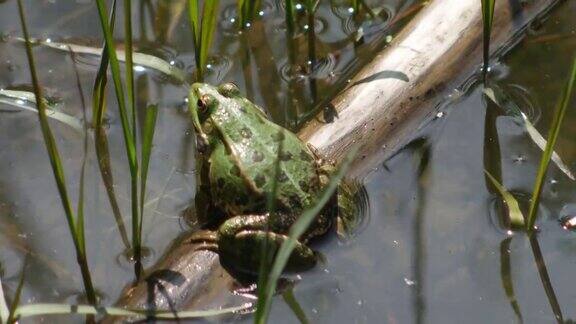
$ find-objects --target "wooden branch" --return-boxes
[103,0,559,321]
[299,0,560,176]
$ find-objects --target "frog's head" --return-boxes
[188,82,242,150]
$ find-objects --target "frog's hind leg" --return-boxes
[218,215,318,275]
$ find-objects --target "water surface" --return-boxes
[0,0,575,323]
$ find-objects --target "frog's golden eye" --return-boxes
[197,98,206,112]
[197,94,213,112]
[218,82,240,97]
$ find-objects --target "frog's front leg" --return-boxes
[218,215,318,275]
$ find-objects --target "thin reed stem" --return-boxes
[17,0,96,304]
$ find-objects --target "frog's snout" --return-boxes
[191,82,202,92]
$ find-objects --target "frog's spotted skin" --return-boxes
[193,83,321,214]
[189,82,336,275]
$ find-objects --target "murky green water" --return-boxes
[0,0,575,323]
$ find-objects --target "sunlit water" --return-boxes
[0,0,575,323]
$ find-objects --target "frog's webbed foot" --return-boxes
[188,230,219,252]
[218,215,318,275]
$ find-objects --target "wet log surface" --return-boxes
[103,0,560,321]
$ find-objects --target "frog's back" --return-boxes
[211,103,320,212]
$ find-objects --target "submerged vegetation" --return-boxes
[0,0,574,323]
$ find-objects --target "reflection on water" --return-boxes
[246,1,575,323]
[0,0,423,318]
[0,0,575,323]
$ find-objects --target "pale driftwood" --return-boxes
[299,0,559,176]
[103,0,559,321]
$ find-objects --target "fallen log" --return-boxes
[103,0,560,321]
[299,0,560,176]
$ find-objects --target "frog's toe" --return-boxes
[188,230,219,252]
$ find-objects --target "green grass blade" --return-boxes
[95,0,141,263]
[124,5,137,252]
[7,257,27,324]
[237,0,260,29]
[251,0,262,23]
[255,132,284,321]
[123,0,135,141]
[93,0,116,128]
[237,0,246,28]
[481,0,496,77]
[0,277,9,324]
[187,0,219,80]
[526,53,576,231]
[351,0,360,12]
[484,170,525,228]
[18,0,77,264]
[282,289,309,324]
[69,48,90,252]
[305,0,318,101]
[188,0,201,77]
[13,302,252,321]
[122,0,142,269]
[199,0,220,76]
[256,147,358,324]
[95,0,137,170]
[483,85,575,180]
[92,48,109,128]
[285,0,295,36]
[188,0,200,52]
[91,0,131,251]
[17,0,96,304]
[139,104,159,237]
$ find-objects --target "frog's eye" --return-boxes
[197,94,214,112]
[218,82,240,97]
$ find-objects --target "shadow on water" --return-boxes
[499,237,523,322]
[529,234,563,323]
[411,138,431,324]
[351,70,409,86]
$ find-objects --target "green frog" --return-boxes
[188,82,357,275]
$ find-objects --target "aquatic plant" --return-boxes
[305,0,318,101]
[237,0,262,29]
[484,51,575,323]
[92,0,132,252]
[526,53,576,231]
[254,148,357,324]
[484,170,524,228]
[94,0,161,277]
[95,0,143,274]
[188,0,220,81]
[16,0,97,304]
[481,0,496,78]
[0,284,250,324]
